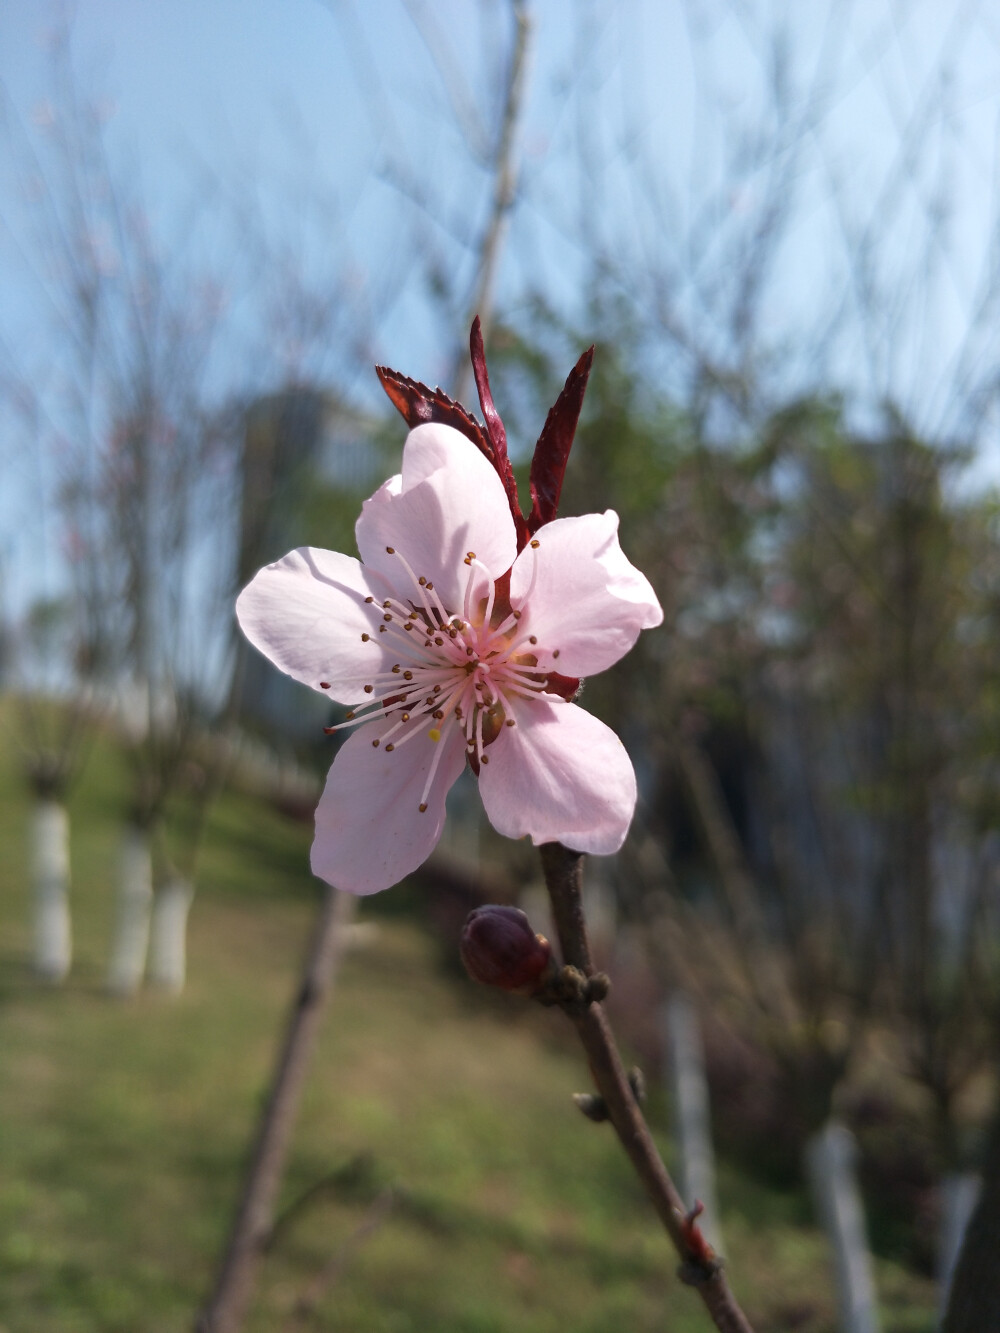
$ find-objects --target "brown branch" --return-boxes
[540,841,756,1333]
[195,886,355,1333]
[451,0,533,403]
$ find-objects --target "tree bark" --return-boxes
[107,824,153,995]
[148,877,195,993]
[31,799,72,982]
[805,1120,880,1333]
[937,1172,980,1326]
[663,991,724,1252]
[943,1105,1000,1333]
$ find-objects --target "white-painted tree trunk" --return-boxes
[148,877,194,994]
[937,1171,981,1327]
[662,991,724,1252]
[806,1119,881,1333]
[31,800,72,982]
[107,826,153,996]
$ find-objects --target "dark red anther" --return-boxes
[320,682,331,689]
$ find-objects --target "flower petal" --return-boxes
[311,716,467,895]
[236,547,393,702]
[509,511,662,677]
[356,423,517,610]
[478,699,637,855]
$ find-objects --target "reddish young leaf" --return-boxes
[680,1201,717,1270]
[528,345,595,534]
[469,318,528,547]
[544,670,581,702]
[375,364,495,466]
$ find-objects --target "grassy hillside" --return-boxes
[0,706,936,1332]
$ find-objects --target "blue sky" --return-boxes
[3,1,999,403]
[3,0,1000,633]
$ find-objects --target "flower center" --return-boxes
[323,547,552,810]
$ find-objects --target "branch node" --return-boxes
[627,1066,646,1105]
[677,1257,724,1287]
[572,1092,610,1122]
[585,972,610,1003]
[536,965,611,1009]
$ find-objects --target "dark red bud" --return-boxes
[460,905,553,994]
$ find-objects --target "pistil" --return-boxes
[322,550,564,793]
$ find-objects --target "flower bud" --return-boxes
[460,905,554,994]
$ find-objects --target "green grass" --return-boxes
[0,706,937,1332]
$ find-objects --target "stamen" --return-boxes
[462,555,494,624]
[474,706,485,763]
[381,548,442,627]
[512,538,542,617]
[491,611,519,637]
[418,726,450,810]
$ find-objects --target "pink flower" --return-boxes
[237,422,662,895]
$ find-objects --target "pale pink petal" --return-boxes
[478,699,637,855]
[399,422,474,488]
[509,512,662,677]
[236,547,393,702]
[356,423,517,611]
[311,716,467,894]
